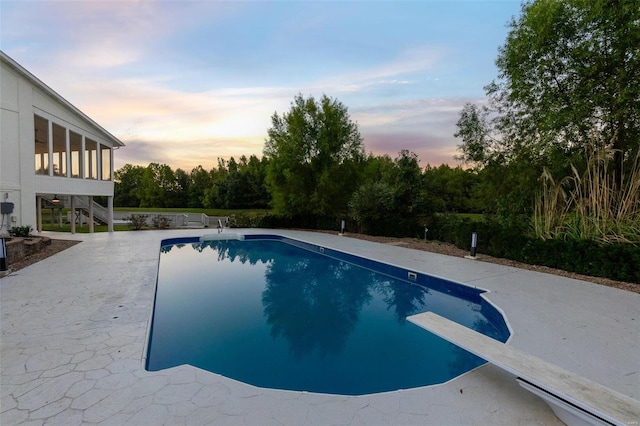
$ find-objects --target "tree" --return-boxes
[114,164,145,207]
[422,164,481,213]
[348,181,396,234]
[349,151,426,236]
[188,165,213,208]
[263,94,365,217]
[239,155,270,208]
[138,163,180,208]
[457,0,640,189]
[173,168,190,207]
[390,150,423,218]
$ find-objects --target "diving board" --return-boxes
[407,312,640,426]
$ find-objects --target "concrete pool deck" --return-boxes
[1,229,638,425]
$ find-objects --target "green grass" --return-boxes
[39,207,271,233]
[113,207,270,218]
[40,223,131,233]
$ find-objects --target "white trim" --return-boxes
[2,51,124,148]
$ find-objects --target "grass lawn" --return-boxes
[41,223,131,233]
[39,208,270,233]
[113,207,269,218]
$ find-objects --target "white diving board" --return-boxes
[407,312,640,426]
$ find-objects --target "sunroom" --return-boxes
[0,51,125,234]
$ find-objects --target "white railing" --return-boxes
[72,196,109,225]
[112,211,228,229]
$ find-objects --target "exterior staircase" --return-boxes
[72,196,109,225]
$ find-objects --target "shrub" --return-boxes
[228,213,260,228]
[532,144,640,243]
[9,225,33,238]
[431,214,640,283]
[151,215,172,229]
[126,214,148,230]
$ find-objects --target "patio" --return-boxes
[1,229,638,425]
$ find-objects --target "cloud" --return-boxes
[363,132,461,167]
[2,0,475,172]
[308,45,444,96]
[352,97,482,167]
[88,79,476,171]
[114,135,265,171]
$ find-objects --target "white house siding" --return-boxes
[0,52,124,233]
[0,62,32,230]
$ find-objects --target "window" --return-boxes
[85,138,97,179]
[52,123,66,176]
[34,115,49,175]
[70,131,82,178]
[100,145,112,181]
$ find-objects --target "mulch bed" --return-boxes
[4,232,638,295]
[319,231,640,295]
[3,239,80,275]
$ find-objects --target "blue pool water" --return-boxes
[146,235,510,395]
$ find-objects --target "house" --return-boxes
[0,51,124,234]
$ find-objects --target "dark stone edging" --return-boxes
[5,236,52,264]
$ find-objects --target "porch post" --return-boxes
[88,196,94,233]
[70,196,76,234]
[107,196,114,233]
[36,196,42,232]
[47,120,53,176]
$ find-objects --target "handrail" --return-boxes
[72,196,109,225]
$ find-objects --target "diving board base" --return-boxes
[406,312,640,426]
[517,378,614,426]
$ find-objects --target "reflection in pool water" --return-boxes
[146,237,509,395]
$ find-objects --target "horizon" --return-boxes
[1,0,522,171]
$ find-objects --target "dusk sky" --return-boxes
[1,0,522,171]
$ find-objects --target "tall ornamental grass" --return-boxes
[533,144,640,244]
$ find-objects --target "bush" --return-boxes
[9,225,33,238]
[126,214,148,230]
[228,213,263,228]
[151,215,172,229]
[430,215,640,283]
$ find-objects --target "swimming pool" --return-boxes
[145,234,510,395]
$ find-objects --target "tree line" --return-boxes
[114,147,488,224]
[114,155,270,210]
[115,0,638,243]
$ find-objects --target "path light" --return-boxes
[465,232,478,259]
[0,237,7,271]
[339,220,345,236]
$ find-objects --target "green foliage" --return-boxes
[263,93,365,217]
[9,225,33,238]
[151,215,172,229]
[114,156,270,210]
[422,164,481,213]
[349,150,428,236]
[125,214,148,230]
[227,212,268,228]
[520,240,640,283]
[188,165,212,208]
[138,163,181,208]
[204,155,270,209]
[533,144,640,243]
[430,215,640,283]
[455,0,640,219]
[497,0,640,160]
[40,223,131,233]
[114,164,145,207]
[348,181,395,235]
